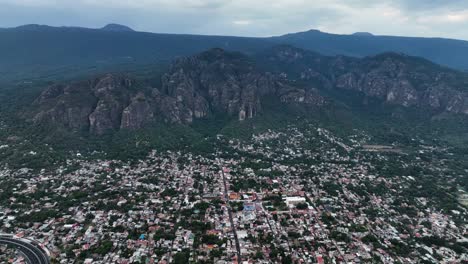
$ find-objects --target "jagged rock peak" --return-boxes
[31,48,327,135]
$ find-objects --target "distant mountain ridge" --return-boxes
[2,23,134,32]
[352,32,374,37]
[101,24,134,32]
[273,29,468,70]
[1,23,468,81]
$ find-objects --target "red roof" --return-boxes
[317,255,324,264]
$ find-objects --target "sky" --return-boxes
[1,0,468,40]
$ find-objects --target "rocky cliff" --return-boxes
[33,48,324,134]
[260,45,468,114]
[32,46,468,135]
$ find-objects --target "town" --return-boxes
[0,124,467,263]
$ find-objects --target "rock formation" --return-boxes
[33,48,323,134]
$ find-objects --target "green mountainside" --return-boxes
[0,45,467,169]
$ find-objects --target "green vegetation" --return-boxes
[173,250,190,264]
[295,203,308,210]
[17,210,59,223]
[92,240,113,255]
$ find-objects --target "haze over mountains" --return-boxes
[1,23,468,82]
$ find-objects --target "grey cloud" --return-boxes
[392,0,468,10]
[0,0,467,40]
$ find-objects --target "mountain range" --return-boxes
[1,23,468,82]
[0,23,467,166]
[29,45,468,135]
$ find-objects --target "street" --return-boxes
[0,236,50,264]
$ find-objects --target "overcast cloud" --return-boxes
[0,0,468,40]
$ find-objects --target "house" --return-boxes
[284,197,306,207]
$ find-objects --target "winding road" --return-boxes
[0,235,50,264]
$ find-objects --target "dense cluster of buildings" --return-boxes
[0,125,466,263]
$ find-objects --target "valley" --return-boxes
[0,16,467,263]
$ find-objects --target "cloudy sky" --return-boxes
[1,0,468,40]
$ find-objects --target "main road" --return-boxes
[220,166,242,264]
[0,235,50,264]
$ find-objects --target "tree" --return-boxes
[173,250,190,264]
[92,240,113,255]
[296,202,308,210]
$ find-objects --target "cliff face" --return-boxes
[32,46,468,135]
[262,45,468,114]
[33,74,133,134]
[33,48,324,134]
[334,54,468,113]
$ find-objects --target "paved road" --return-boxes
[167,170,190,263]
[220,166,242,264]
[0,236,50,264]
